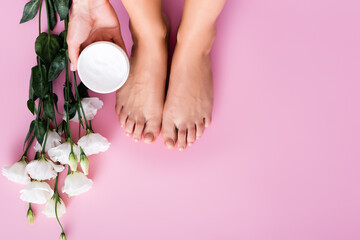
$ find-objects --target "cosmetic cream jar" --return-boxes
[77,41,130,94]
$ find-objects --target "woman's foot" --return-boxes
[161,28,215,151]
[116,18,169,143]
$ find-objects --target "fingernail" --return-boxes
[188,142,192,146]
[165,139,174,149]
[70,63,75,71]
[126,132,131,137]
[134,138,139,142]
[144,133,154,143]
[178,147,184,151]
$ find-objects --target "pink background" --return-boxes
[1,0,360,239]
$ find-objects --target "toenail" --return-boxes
[144,133,154,143]
[165,139,175,149]
[134,138,139,142]
[188,142,193,146]
[126,132,131,136]
[178,147,184,151]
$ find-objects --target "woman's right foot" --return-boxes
[115,18,169,143]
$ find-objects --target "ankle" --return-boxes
[176,23,216,56]
[130,17,168,46]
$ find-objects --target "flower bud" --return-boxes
[20,155,27,163]
[60,232,66,240]
[27,206,34,225]
[80,151,89,175]
[68,151,78,172]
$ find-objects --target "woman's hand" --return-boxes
[67,0,126,71]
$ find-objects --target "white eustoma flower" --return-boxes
[48,142,80,165]
[2,157,30,185]
[34,130,62,152]
[63,97,103,122]
[20,181,54,204]
[25,156,64,181]
[42,197,66,218]
[62,171,93,197]
[78,132,110,156]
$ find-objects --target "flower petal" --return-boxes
[20,181,54,204]
[2,160,30,185]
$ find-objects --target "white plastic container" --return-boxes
[77,41,130,94]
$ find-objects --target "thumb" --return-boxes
[66,19,90,71]
[67,42,80,71]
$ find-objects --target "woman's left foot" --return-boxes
[161,32,214,151]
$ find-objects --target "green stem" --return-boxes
[24,135,35,156]
[50,83,58,131]
[63,17,73,142]
[72,72,90,130]
[44,0,51,35]
[41,118,50,154]
[54,174,65,233]
[38,0,43,34]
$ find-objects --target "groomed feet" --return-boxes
[161,29,215,151]
[116,17,169,143]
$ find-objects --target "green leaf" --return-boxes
[31,65,49,99]
[34,120,46,144]
[59,30,65,47]
[47,0,57,30]
[69,102,78,119]
[20,0,40,24]
[48,49,66,81]
[35,33,61,66]
[53,0,68,20]
[24,120,36,148]
[43,96,55,121]
[78,82,89,98]
[29,68,38,101]
[52,93,61,114]
[27,99,35,115]
[63,101,77,120]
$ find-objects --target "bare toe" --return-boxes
[204,116,212,128]
[132,119,145,142]
[196,122,205,139]
[143,119,161,144]
[177,128,187,151]
[118,109,127,128]
[161,119,177,149]
[125,117,135,136]
[187,125,196,146]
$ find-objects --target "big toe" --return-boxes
[161,119,177,149]
[142,118,161,144]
